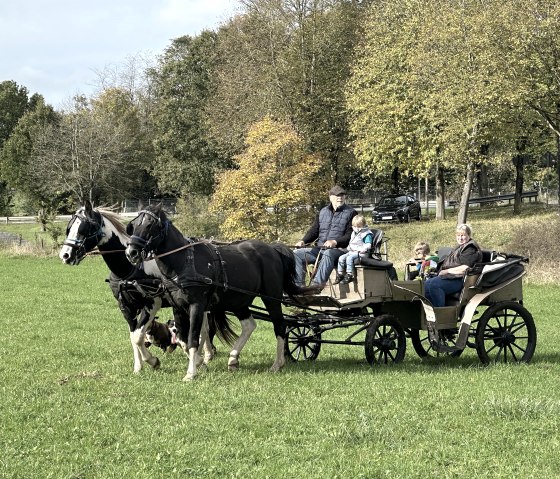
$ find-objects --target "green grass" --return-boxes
[2,255,560,478]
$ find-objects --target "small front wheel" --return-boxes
[285,325,322,361]
[365,315,406,365]
[475,302,537,364]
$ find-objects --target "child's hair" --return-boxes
[414,241,430,256]
[352,215,366,227]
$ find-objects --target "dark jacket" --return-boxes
[439,239,482,274]
[302,203,357,248]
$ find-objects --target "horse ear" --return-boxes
[126,221,133,235]
[85,200,93,215]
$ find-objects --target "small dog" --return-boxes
[144,319,178,353]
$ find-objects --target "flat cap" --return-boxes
[329,185,346,196]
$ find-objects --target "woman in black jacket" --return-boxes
[424,223,482,307]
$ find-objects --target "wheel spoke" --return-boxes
[510,341,528,356]
[507,343,519,362]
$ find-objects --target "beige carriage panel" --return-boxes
[485,277,523,303]
[325,266,392,305]
[390,280,423,301]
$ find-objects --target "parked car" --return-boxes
[371,194,421,223]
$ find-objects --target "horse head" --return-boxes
[125,203,169,265]
[59,200,106,265]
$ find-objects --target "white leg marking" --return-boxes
[228,316,257,371]
[130,302,162,373]
[270,336,286,372]
[183,347,201,381]
[130,332,143,373]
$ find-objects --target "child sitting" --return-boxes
[333,215,374,285]
[407,242,438,280]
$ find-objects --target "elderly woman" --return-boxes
[424,224,482,307]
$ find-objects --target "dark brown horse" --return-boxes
[125,204,312,380]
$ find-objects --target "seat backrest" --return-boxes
[370,229,384,256]
[480,250,495,263]
[436,246,453,262]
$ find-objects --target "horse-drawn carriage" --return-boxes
[279,248,536,366]
[60,203,537,381]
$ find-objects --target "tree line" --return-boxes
[1,0,559,240]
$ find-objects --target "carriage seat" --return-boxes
[442,249,496,306]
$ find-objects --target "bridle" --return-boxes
[63,211,106,262]
[127,209,170,260]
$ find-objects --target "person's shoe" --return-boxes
[333,273,345,284]
[340,273,354,284]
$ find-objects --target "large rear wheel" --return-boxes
[365,315,406,365]
[475,302,536,364]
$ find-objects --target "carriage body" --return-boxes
[285,253,536,365]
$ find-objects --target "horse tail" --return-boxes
[270,243,321,296]
[207,311,238,346]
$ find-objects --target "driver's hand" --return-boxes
[295,240,304,248]
[323,240,337,248]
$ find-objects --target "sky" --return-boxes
[0,0,238,109]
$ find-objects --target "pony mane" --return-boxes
[96,207,128,236]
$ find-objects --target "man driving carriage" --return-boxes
[294,185,357,287]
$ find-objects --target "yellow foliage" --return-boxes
[210,117,330,241]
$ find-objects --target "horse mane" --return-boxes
[95,207,128,236]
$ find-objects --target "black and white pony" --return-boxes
[125,204,313,381]
[58,202,223,373]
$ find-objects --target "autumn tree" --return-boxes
[498,0,560,211]
[27,90,151,206]
[347,0,522,223]
[148,32,227,196]
[207,1,367,183]
[0,96,62,220]
[210,117,329,241]
[0,81,34,214]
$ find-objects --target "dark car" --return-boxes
[371,194,421,223]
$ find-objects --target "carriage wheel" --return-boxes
[364,315,406,365]
[285,325,322,362]
[475,301,537,364]
[409,329,463,359]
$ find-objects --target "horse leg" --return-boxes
[130,301,162,373]
[265,300,286,372]
[183,303,206,382]
[228,314,257,372]
[198,312,214,365]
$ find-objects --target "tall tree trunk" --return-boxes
[557,134,560,215]
[391,167,399,194]
[424,176,429,220]
[513,156,524,215]
[513,138,527,215]
[457,162,475,225]
[477,163,489,197]
[435,165,446,220]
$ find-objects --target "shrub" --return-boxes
[173,194,222,239]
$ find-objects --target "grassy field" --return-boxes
[2,254,560,478]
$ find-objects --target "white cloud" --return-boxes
[0,0,238,108]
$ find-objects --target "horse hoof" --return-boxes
[182,373,196,381]
[228,363,239,372]
[152,358,161,370]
